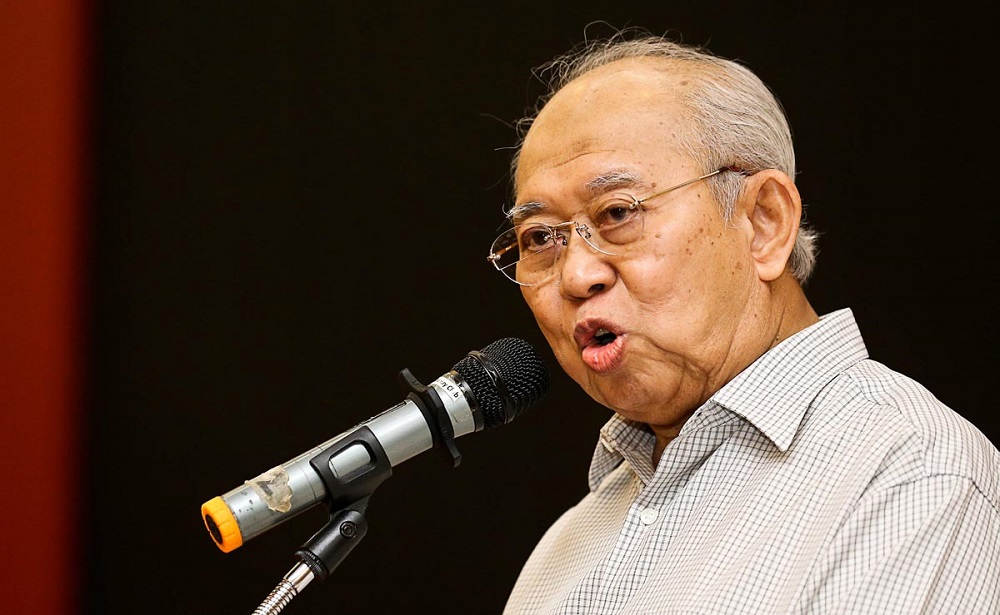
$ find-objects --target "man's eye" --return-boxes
[605,205,632,224]
[518,226,554,252]
[594,199,640,228]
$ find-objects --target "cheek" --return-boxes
[641,218,716,287]
[640,218,748,304]
[648,210,717,260]
[522,287,582,369]
[522,287,568,345]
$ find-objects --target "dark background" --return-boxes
[86,3,999,614]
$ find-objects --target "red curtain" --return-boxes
[0,1,89,613]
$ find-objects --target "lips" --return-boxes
[574,319,627,373]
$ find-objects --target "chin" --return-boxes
[588,367,688,423]
[585,372,649,414]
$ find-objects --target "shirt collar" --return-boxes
[588,308,869,491]
[708,308,868,451]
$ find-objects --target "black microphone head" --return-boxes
[452,337,550,429]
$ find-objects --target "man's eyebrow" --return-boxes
[507,170,644,223]
[585,169,643,196]
[506,202,545,224]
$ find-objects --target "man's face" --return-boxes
[515,60,762,432]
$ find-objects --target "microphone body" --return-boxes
[202,338,549,553]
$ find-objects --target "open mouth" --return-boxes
[593,328,617,346]
[574,321,623,349]
[575,320,627,373]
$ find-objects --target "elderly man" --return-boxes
[490,35,1000,613]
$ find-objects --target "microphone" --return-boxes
[201,337,550,553]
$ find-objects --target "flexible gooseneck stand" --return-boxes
[250,367,464,615]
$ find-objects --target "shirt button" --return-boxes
[639,507,659,525]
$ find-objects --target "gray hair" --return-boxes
[511,30,819,284]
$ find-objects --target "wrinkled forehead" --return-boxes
[515,59,695,196]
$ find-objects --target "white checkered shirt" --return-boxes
[505,309,1000,614]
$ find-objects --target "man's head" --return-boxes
[512,35,817,283]
[502,34,819,441]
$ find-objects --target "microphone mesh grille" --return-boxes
[452,337,550,429]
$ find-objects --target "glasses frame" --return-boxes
[488,167,727,286]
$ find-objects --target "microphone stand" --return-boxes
[252,502,370,615]
[249,367,464,615]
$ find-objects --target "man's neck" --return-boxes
[650,274,818,466]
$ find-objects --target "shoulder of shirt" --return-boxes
[834,357,1000,510]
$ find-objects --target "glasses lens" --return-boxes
[489,225,559,285]
[487,200,646,286]
[588,196,645,247]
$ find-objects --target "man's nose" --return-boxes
[556,226,615,299]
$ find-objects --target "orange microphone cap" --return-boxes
[201,497,243,553]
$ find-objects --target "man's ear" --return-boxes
[738,170,801,282]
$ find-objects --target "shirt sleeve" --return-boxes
[799,473,1000,614]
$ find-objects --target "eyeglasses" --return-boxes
[487,168,726,286]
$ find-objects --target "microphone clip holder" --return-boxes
[253,502,371,615]
[295,498,371,581]
[306,367,461,515]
